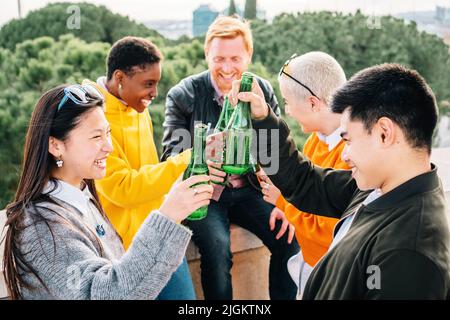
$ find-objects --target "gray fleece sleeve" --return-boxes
[20,211,191,300]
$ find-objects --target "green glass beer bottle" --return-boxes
[214,95,234,133]
[222,72,254,175]
[210,95,234,186]
[184,123,209,220]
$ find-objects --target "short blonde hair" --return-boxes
[204,15,253,55]
[278,51,346,105]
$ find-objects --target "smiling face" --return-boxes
[50,107,113,187]
[119,62,161,113]
[339,109,386,191]
[206,36,252,94]
[280,81,319,133]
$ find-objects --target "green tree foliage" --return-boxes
[0,35,110,207]
[0,2,163,50]
[0,35,213,207]
[158,39,207,105]
[244,0,257,20]
[1,9,450,208]
[251,12,450,149]
[251,11,450,106]
[228,0,237,16]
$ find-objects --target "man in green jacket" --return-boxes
[229,63,450,299]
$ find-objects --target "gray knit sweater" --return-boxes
[18,197,192,300]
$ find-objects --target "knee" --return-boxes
[193,233,231,268]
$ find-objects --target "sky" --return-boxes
[1,0,450,26]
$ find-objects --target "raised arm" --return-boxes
[227,77,357,219]
[21,208,191,300]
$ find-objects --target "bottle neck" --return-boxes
[215,96,232,132]
[228,99,251,130]
[237,74,252,125]
[192,127,206,164]
[226,73,253,130]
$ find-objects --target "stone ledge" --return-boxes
[185,223,270,299]
[186,223,264,261]
[188,246,270,300]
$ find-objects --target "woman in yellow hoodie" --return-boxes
[85,37,196,299]
[257,52,348,298]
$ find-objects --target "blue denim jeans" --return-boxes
[186,186,299,300]
[156,257,196,300]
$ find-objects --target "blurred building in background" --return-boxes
[397,5,450,43]
[192,4,219,37]
[191,1,266,37]
[436,6,450,24]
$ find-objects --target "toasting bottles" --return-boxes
[222,72,254,175]
[183,123,209,220]
[210,95,234,186]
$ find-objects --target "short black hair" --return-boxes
[107,36,163,80]
[331,63,438,154]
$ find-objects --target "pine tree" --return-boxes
[228,0,237,16]
[244,0,257,19]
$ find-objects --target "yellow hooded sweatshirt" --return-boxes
[85,79,191,249]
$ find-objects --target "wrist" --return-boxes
[159,208,179,223]
[253,103,269,120]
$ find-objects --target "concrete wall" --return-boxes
[186,224,270,300]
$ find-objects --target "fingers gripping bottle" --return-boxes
[183,123,209,220]
[222,72,255,175]
[211,95,234,186]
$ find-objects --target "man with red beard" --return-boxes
[162,16,299,300]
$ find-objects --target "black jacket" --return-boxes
[253,108,450,299]
[161,70,280,161]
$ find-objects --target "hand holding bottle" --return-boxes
[229,76,269,120]
[205,132,227,184]
[207,160,226,184]
[159,174,213,222]
[257,168,281,206]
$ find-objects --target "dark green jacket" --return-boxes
[253,108,450,299]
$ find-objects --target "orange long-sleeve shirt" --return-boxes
[276,132,349,266]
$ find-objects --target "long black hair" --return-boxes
[2,85,107,299]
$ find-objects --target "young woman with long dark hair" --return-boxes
[2,84,212,299]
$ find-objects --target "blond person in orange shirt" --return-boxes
[257,51,348,298]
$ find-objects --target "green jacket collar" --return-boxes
[366,163,440,211]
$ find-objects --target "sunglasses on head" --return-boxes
[58,84,104,111]
[279,53,320,99]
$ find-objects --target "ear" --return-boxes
[48,136,65,159]
[376,117,396,147]
[309,96,321,112]
[113,69,124,85]
[247,48,253,63]
[204,46,210,60]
